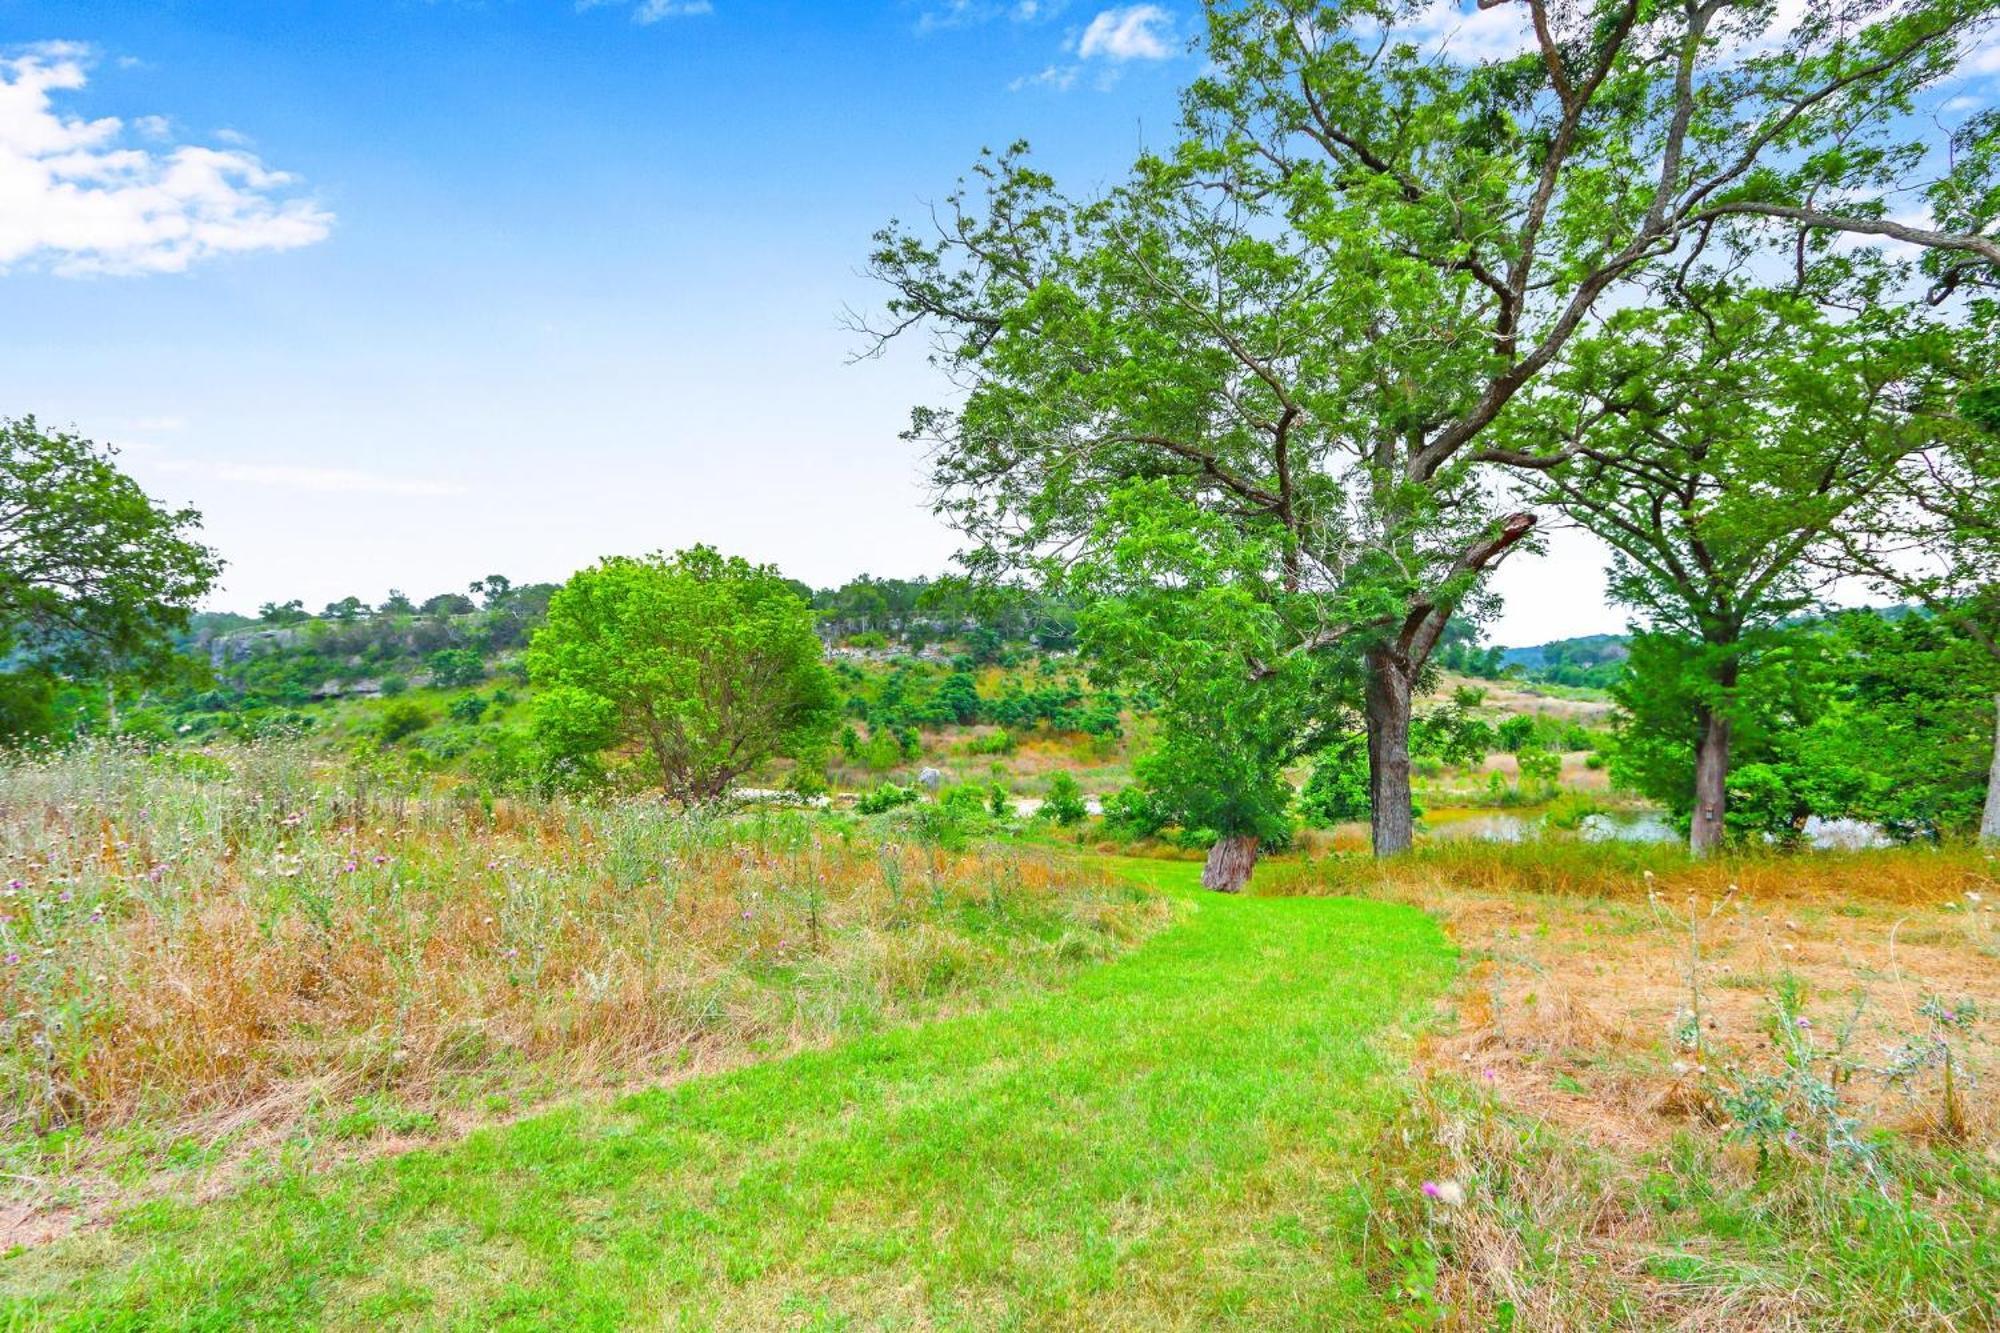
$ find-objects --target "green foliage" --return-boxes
[446,693,488,725]
[1515,747,1561,789]
[1300,742,1371,827]
[378,701,432,743]
[858,729,903,771]
[426,648,485,689]
[856,781,919,815]
[379,675,409,698]
[526,547,837,804]
[1613,611,1994,840]
[0,417,221,680]
[1040,772,1087,826]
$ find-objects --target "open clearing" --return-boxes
[1,860,1452,1330]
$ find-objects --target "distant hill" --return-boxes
[1500,633,1631,688]
[1499,633,1630,670]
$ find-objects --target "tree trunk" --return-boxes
[1202,834,1260,893]
[1689,656,1739,857]
[1689,705,1731,856]
[1365,649,1416,857]
[1982,694,2000,844]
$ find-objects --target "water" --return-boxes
[1422,807,1890,849]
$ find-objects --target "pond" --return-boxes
[1421,807,1890,849]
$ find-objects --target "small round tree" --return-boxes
[526,547,837,804]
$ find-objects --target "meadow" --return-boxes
[0,741,1993,1328]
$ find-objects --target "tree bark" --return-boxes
[1982,694,2000,845]
[1689,706,1730,855]
[1689,655,1740,857]
[1365,648,1417,857]
[1202,834,1260,893]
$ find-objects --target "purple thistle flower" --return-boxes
[1421,1181,1442,1198]
[4,953,17,966]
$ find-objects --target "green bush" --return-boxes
[857,782,919,814]
[1516,746,1561,787]
[1300,742,1370,825]
[378,701,432,743]
[1041,772,1088,826]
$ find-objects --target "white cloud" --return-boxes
[919,0,1064,32]
[1011,63,1081,92]
[577,0,713,23]
[633,0,713,19]
[0,43,332,277]
[1076,5,1174,61]
[1389,0,1535,62]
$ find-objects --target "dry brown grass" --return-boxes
[1275,843,2000,1328]
[0,741,1166,1242]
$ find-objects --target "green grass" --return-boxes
[1,857,1453,1330]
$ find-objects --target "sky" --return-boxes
[0,0,1785,648]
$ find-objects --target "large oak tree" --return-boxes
[867,0,2000,854]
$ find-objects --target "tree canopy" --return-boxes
[0,416,220,681]
[525,547,838,804]
[866,0,2000,857]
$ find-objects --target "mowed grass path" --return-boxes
[3,859,1453,1330]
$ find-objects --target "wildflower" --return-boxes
[3,881,18,893]
[374,855,389,865]
[343,862,359,874]
[3,953,16,966]
[1794,1016,1812,1030]
[57,891,72,903]
[1421,1180,1466,1207]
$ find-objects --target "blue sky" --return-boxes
[0,1,1628,642]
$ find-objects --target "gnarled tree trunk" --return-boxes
[1689,705,1730,855]
[1202,834,1260,893]
[1688,654,1739,857]
[1365,648,1416,857]
[1982,694,2000,844]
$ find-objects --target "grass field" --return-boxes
[0,857,1455,1329]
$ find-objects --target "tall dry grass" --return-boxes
[0,742,1162,1144]
[1265,837,1997,906]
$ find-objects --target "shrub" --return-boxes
[1041,772,1088,826]
[447,693,489,724]
[857,782,920,815]
[379,674,409,697]
[1100,784,1168,839]
[965,728,1016,756]
[1300,742,1370,825]
[427,648,486,689]
[1517,746,1561,787]
[378,700,432,743]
